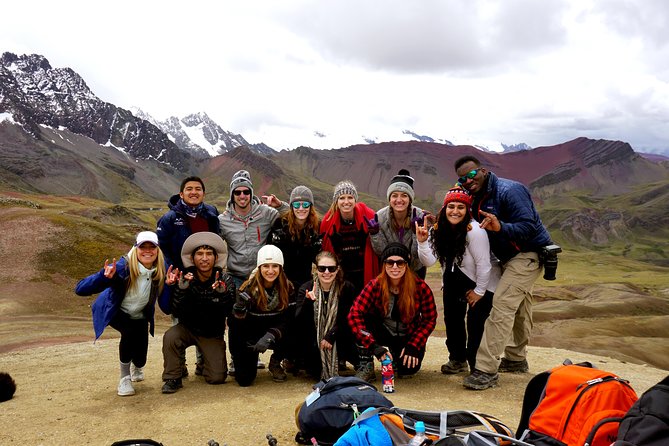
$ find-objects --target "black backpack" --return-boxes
[296,376,394,446]
[613,375,669,446]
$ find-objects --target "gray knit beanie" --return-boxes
[333,180,358,202]
[386,169,415,202]
[290,185,314,204]
[230,170,254,199]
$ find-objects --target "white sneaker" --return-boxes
[130,363,144,382]
[117,375,135,396]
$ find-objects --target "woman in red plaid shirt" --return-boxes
[348,242,437,381]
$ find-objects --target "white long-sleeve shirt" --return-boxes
[417,220,500,296]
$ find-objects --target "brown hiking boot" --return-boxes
[268,357,287,382]
[441,360,469,375]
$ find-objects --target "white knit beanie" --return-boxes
[257,244,284,267]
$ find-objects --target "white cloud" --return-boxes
[2,0,669,154]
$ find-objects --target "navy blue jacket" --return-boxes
[156,195,220,270]
[472,172,552,263]
[74,256,170,340]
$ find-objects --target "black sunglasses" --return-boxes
[233,189,251,196]
[384,259,407,267]
[317,265,338,273]
[457,168,482,185]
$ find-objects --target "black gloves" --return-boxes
[372,344,389,360]
[251,332,275,353]
[233,291,251,319]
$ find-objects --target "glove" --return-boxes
[310,233,323,252]
[251,332,275,353]
[270,229,283,245]
[232,291,251,319]
[372,344,388,360]
[364,214,380,235]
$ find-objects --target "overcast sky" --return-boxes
[3,0,669,153]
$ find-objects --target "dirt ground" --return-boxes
[1,334,667,446]
[0,205,667,445]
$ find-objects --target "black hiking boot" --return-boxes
[463,369,499,390]
[161,378,183,394]
[498,358,529,373]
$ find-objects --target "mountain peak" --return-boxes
[0,52,191,171]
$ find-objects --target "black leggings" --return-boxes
[443,266,493,369]
[109,310,149,367]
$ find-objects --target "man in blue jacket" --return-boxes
[156,176,222,377]
[455,155,553,390]
[157,176,221,270]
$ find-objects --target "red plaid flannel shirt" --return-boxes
[348,277,437,351]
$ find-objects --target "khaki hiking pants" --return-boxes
[475,251,542,374]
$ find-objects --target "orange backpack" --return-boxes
[518,361,638,446]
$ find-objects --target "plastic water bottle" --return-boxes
[381,354,395,393]
[408,421,427,446]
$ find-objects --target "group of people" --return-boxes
[75,154,554,396]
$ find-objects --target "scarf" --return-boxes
[313,276,340,380]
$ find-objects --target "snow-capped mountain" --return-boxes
[0,52,192,171]
[133,109,275,158]
[250,125,531,153]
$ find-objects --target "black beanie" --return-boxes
[381,242,411,262]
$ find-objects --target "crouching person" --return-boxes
[75,231,168,397]
[348,243,437,382]
[228,245,295,386]
[161,232,234,394]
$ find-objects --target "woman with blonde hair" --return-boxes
[320,180,380,372]
[75,231,168,396]
[348,243,437,382]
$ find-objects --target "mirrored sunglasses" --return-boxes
[457,168,481,185]
[317,265,338,273]
[291,201,312,209]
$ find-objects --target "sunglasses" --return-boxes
[317,265,338,273]
[233,189,251,196]
[457,168,482,185]
[384,259,407,267]
[291,201,312,209]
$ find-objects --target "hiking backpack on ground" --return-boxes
[295,376,394,446]
[342,406,525,445]
[517,360,638,446]
[613,374,669,446]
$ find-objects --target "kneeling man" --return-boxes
[162,232,234,393]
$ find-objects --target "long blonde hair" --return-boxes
[127,246,165,294]
[376,265,417,323]
[240,266,293,311]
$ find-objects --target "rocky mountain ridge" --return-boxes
[132,108,275,158]
[0,52,193,171]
